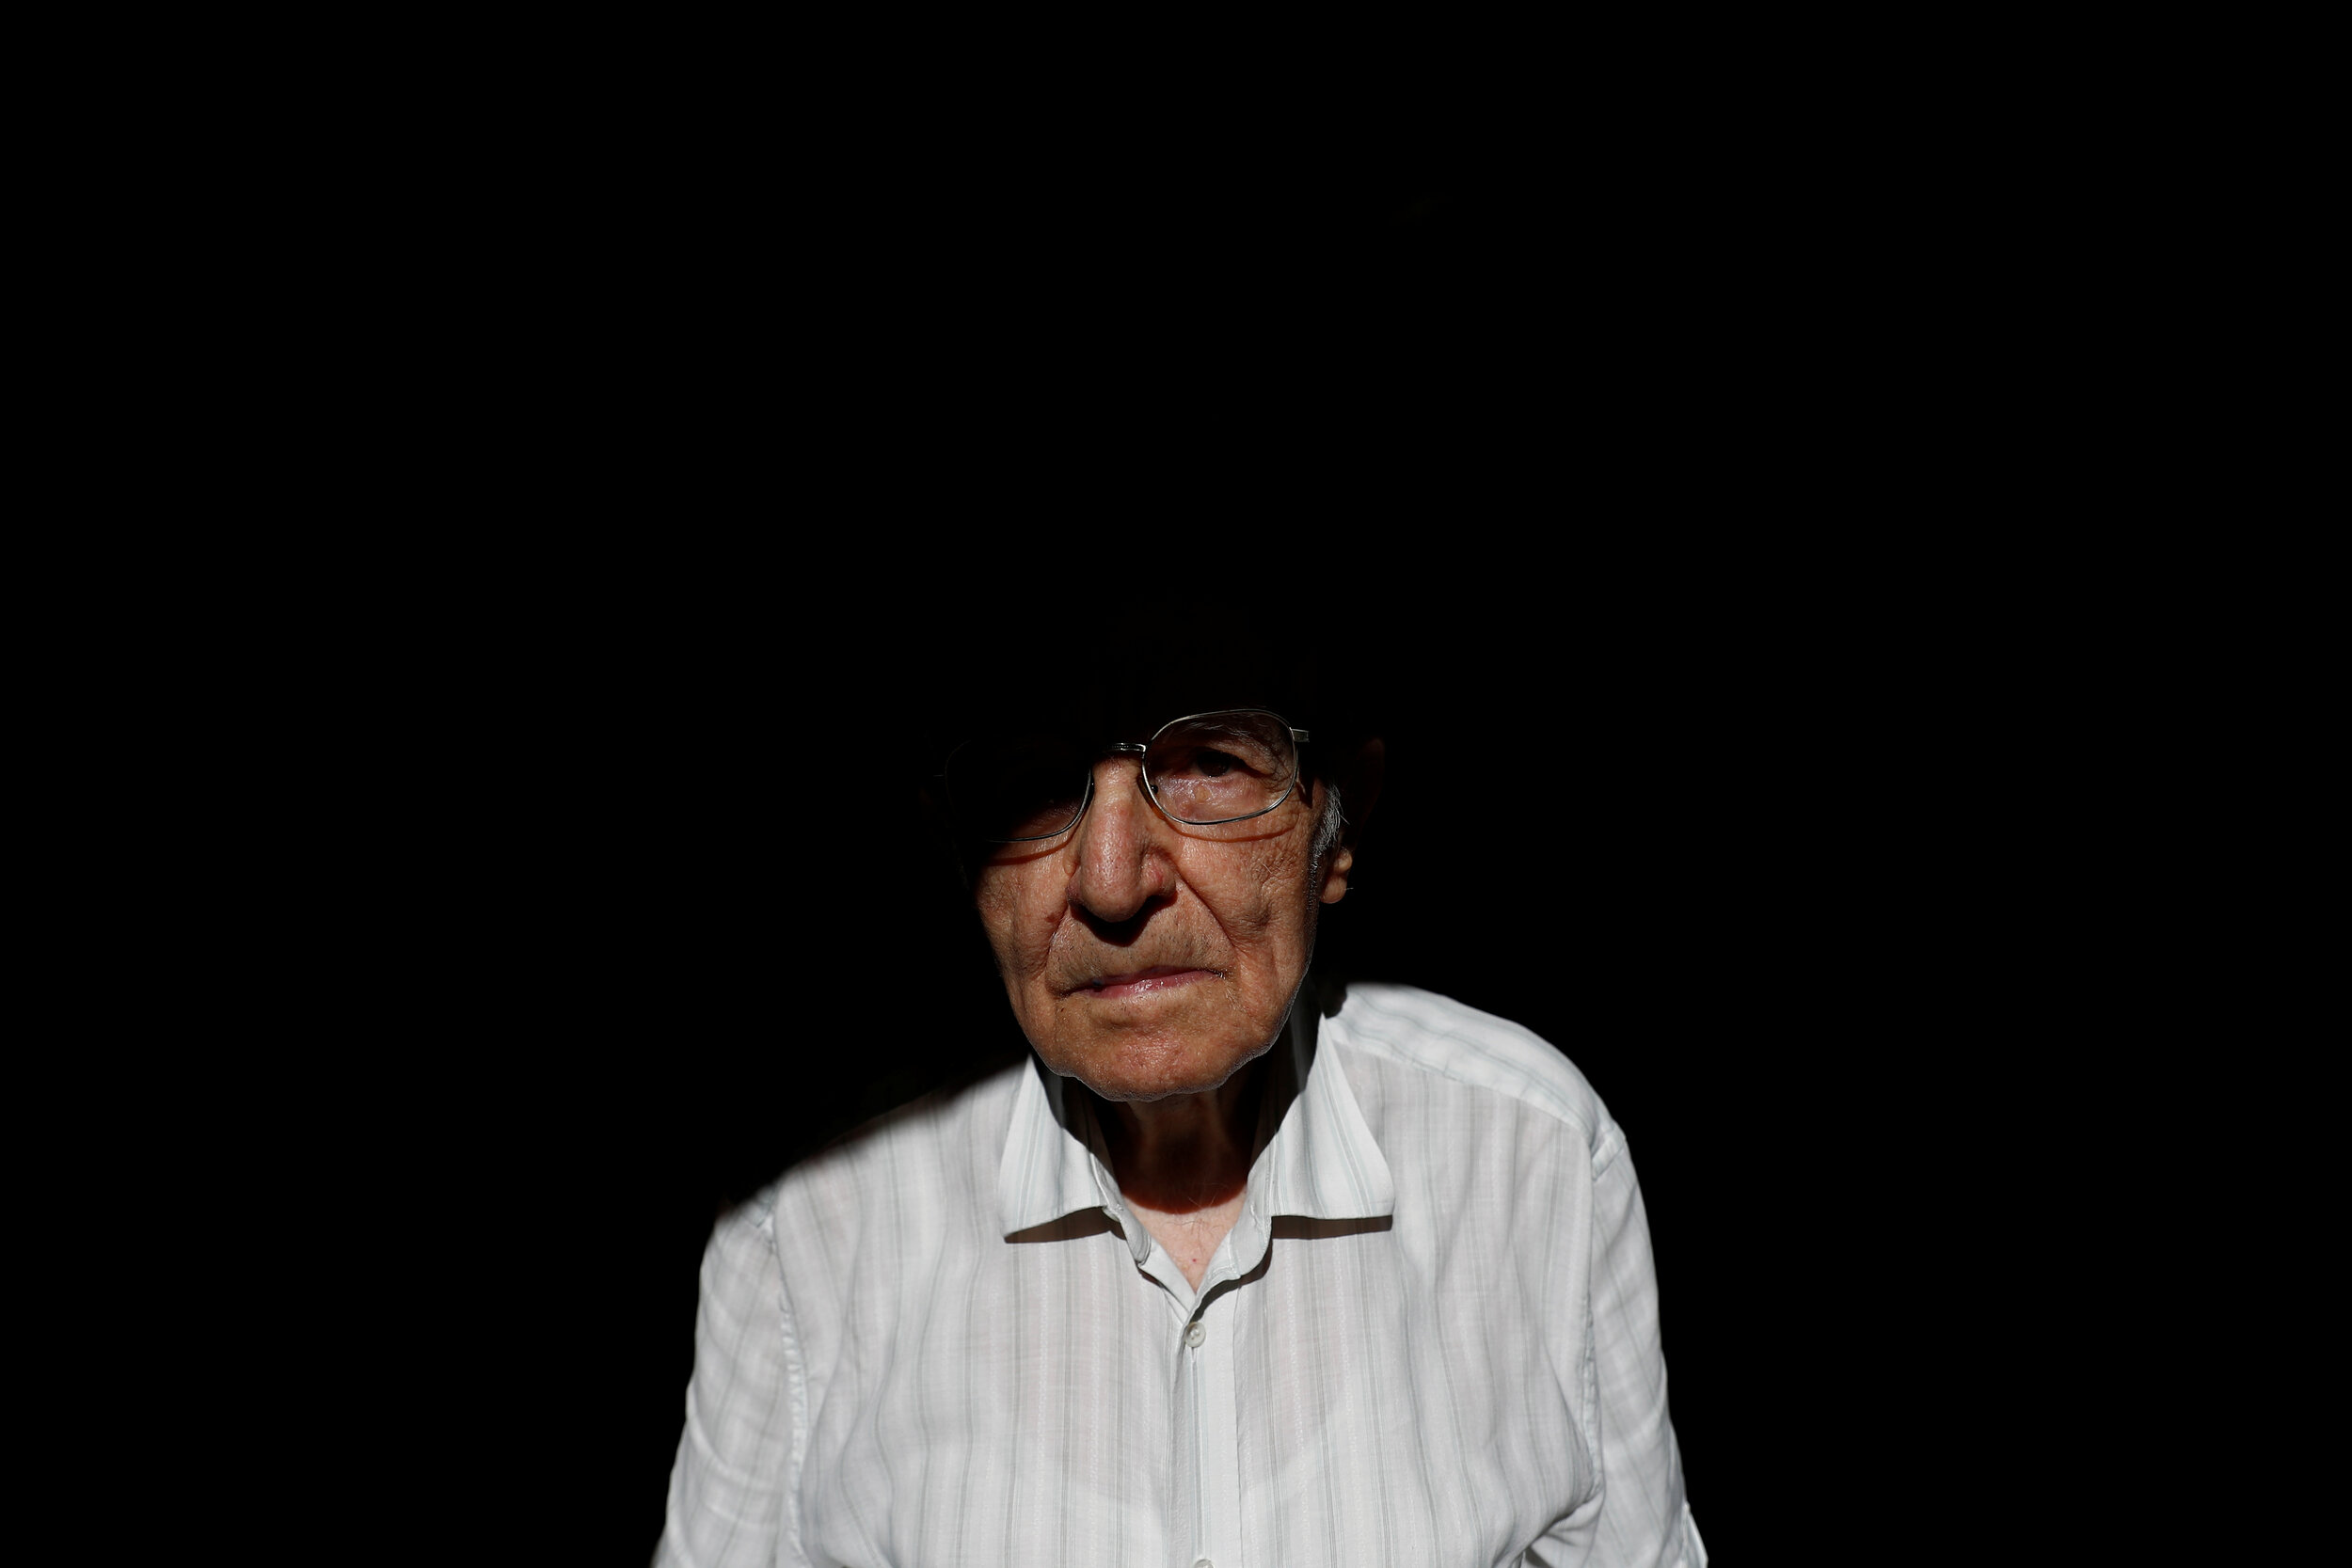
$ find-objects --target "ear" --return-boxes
[1316,736,1385,906]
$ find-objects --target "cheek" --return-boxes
[1195,841,1317,953]
[975,868,1059,973]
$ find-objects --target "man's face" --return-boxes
[973,754,1352,1102]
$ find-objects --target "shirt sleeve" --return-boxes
[655,1198,807,1568]
[1525,1128,1708,1568]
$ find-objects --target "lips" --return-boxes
[1075,964,1219,1000]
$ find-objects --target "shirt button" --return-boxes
[1184,1321,1206,1349]
[1193,1559,1214,1568]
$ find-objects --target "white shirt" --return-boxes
[657,982,1707,1568]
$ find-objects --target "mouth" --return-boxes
[1074,964,1219,1001]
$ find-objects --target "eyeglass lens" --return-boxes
[949,710,1298,842]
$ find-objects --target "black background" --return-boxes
[421,138,1987,1563]
[307,41,2303,1560]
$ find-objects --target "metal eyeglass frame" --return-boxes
[957,708,1312,843]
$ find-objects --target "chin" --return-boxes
[1047,1022,1273,1103]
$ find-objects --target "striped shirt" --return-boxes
[657,982,1706,1568]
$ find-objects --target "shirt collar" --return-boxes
[996,1053,1142,1255]
[996,984,1394,1260]
[1251,992,1395,1224]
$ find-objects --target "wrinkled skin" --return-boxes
[974,755,1354,1104]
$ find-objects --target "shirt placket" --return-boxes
[1184,1281,1243,1568]
[1134,1198,1264,1568]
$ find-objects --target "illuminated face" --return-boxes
[972,753,1352,1101]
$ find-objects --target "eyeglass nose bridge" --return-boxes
[1046,742,1155,844]
[1099,740,1153,807]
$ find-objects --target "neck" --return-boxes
[1094,1053,1267,1215]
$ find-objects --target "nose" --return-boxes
[1064,756,1175,927]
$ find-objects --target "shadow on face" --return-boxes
[919,610,1385,1101]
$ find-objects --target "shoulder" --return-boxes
[759,1055,1029,1250]
[1326,982,1623,1168]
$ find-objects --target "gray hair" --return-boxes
[1310,784,1346,879]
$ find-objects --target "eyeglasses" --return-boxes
[946,708,1311,844]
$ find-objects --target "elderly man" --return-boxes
[657,657,1705,1567]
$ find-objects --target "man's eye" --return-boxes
[1161,747,1254,780]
